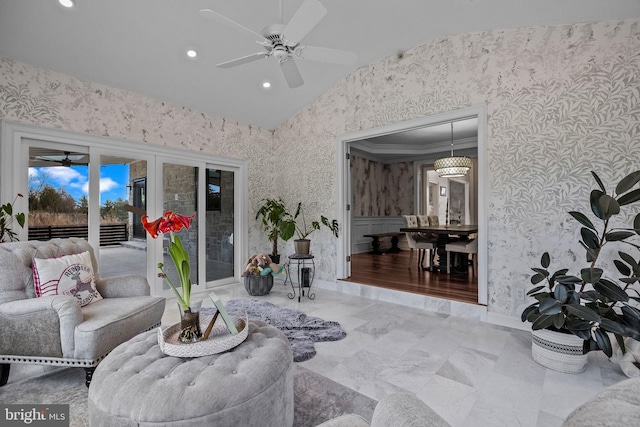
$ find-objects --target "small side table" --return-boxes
[284,254,315,302]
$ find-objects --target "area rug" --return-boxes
[0,365,376,427]
[224,299,347,362]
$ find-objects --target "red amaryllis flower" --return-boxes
[162,211,195,233]
[141,215,163,239]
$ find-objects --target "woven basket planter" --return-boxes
[531,329,588,374]
[243,275,274,296]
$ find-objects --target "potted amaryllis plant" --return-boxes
[142,211,200,342]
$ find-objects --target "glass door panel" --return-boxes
[98,156,148,278]
[205,168,234,283]
[28,145,89,240]
[162,163,199,294]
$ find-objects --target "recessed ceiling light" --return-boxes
[186,49,198,59]
[262,81,272,89]
[58,0,75,8]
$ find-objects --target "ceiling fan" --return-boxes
[199,0,358,88]
[32,151,88,167]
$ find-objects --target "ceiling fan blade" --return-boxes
[279,58,304,88]
[297,46,359,65]
[199,9,266,41]
[217,52,268,69]
[282,0,327,45]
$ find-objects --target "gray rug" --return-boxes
[0,365,376,427]
[224,299,347,362]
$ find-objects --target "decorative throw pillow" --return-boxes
[33,251,103,307]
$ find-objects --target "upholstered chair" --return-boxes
[0,238,165,387]
[402,215,435,270]
[445,238,478,275]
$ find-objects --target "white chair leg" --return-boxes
[447,251,451,274]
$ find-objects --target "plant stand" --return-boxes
[284,254,315,302]
[531,329,588,374]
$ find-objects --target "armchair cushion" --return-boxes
[33,251,102,306]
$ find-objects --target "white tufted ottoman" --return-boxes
[88,321,294,427]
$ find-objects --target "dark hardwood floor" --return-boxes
[341,249,478,305]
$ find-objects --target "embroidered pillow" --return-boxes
[33,251,103,307]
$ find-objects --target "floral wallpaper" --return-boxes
[274,19,640,318]
[1,18,639,322]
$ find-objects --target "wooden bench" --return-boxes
[363,232,403,254]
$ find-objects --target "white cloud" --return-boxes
[80,177,120,195]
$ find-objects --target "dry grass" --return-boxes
[29,211,124,226]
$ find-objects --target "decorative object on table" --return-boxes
[241,253,284,296]
[289,202,339,255]
[0,193,25,242]
[158,312,248,357]
[209,291,239,334]
[521,170,640,374]
[142,210,200,343]
[255,197,297,263]
[225,299,346,362]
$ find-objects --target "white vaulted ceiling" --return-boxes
[1,1,639,130]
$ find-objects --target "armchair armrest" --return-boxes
[0,295,82,357]
[96,275,150,298]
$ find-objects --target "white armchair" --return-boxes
[0,238,165,387]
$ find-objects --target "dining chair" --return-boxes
[402,215,435,270]
[445,238,478,275]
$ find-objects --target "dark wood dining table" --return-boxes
[399,224,478,271]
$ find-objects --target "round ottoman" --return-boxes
[88,321,294,427]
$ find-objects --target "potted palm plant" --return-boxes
[522,170,640,373]
[290,202,339,254]
[255,198,296,263]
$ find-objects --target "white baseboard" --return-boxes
[486,312,530,331]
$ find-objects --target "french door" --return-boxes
[2,120,246,299]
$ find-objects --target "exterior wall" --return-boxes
[2,19,639,321]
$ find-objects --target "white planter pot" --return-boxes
[531,329,588,374]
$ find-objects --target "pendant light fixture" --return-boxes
[434,122,471,178]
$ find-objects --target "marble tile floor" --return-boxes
[8,283,629,427]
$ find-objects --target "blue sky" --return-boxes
[29,164,129,204]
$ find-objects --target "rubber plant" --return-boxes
[521,170,640,357]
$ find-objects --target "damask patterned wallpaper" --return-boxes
[350,155,413,216]
[1,18,639,321]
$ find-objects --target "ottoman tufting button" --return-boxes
[232,370,237,374]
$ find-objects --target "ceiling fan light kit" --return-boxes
[200,0,358,89]
[434,122,471,178]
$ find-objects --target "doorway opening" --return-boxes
[336,105,487,305]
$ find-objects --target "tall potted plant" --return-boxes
[522,170,640,373]
[290,202,339,255]
[255,198,296,263]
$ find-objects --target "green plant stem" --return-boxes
[158,264,188,311]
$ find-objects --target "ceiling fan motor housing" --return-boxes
[262,23,297,61]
